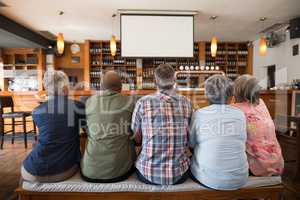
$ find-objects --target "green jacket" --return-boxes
[81,90,136,179]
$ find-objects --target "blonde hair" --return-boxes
[234,75,261,105]
[43,70,69,96]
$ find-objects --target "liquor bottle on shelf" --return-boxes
[113,59,125,64]
[142,81,155,89]
[237,61,247,66]
[90,82,101,90]
[90,46,101,54]
[90,69,102,78]
[143,68,154,78]
[126,60,136,66]
[91,57,101,65]
[237,49,248,55]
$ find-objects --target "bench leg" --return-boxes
[269,192,280,200]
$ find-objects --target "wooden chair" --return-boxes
[274,115,300,198]
[0,96,37,149]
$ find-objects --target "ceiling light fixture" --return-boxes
[210,16,218,58]
[259,17,267,56]
[57,11,65,55]
[110,14,117,57]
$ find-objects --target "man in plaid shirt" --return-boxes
[131,64,193,185]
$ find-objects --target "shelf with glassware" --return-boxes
[87,40,137,90]
[0,48,45,91]
[204,42,251,80]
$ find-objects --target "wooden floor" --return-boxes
[0,135,34,200]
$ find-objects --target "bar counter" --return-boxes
[0,89,295,118]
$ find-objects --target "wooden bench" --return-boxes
[16,172,283,200]
[16,185,283,200]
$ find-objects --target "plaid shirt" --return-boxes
[131,90,192,185]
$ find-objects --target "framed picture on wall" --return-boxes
[71,56,80,64]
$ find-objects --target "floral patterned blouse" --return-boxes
[233,99,284,176]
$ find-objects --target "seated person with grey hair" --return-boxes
[81,71,136,183]
[189,75,249,190]
[132,64,193,185]
[21,70,85,182]
[232,75,283,176]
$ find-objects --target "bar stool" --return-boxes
[0,96,37,149]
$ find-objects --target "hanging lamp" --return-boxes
[56,11,65,55]
[259,36,267,56]
[211,36,218,57]
[259,17,267,56]
[110,14,117,57]
[57,33,64,55]
[210,16,218,57]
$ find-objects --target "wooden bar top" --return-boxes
[0,89,297,97]
[0,89,296,118]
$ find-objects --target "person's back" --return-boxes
[190,75,248,190]
[81,72,136,182]
[132,64,192,185]
[190,105,248,190]
[22,71,85,182]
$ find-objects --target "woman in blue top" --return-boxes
[189,75,249,190]
[21,70,85,182]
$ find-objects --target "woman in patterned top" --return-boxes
[232,74,284,176]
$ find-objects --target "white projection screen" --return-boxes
[121,15,194,57]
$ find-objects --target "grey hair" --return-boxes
[154,64,175,90]
[205,75,233,104]
[43,70,69,96]
[234,74,261,105]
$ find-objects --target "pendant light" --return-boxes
[57,11,65,55]
[110,14,117,57]
[211,36,218,57]
[259,36,267,56]
[57,33,64,55]
[210,16,218,57]
[259,17,267,56]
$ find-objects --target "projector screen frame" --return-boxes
[120,13,195,58]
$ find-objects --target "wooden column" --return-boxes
[247,44,253,75]
[0,48,4,91]
[83,40,90,90]
[199,42,206,66]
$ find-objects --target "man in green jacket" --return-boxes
[81,71,136,182]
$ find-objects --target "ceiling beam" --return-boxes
[0,14,54,48]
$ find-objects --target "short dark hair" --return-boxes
[234,75,261,105]
[101,71,122,91]
[205,75,233,104]
[154,64,175,90]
